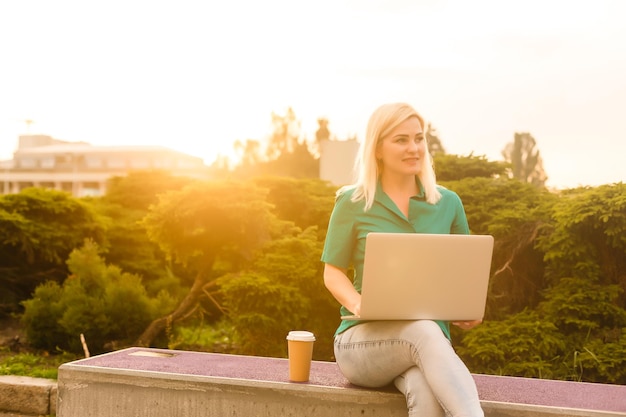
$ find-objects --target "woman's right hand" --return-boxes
[349,299,362,317]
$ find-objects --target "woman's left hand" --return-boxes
[451,319,482,330]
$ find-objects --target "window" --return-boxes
[18,158,37,168]
[80,182,103,197]
[153,158,172,168]
[40,157,55,168]
[85,156,103,168]
[107,158,126,169]
[177,158,200,169]
[129,158,150,169]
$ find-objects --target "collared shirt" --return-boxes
[321,182,470,338]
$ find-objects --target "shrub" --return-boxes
[21,240,176,354]
[456,310,566,379]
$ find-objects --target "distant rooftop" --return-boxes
[1,134,209,197]
[15,142,193,156]
[9,134,201,161]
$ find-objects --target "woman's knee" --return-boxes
[412,319,445,333]
[401,320,451,345]
[394,366,445,417]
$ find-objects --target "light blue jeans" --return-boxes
[334,320,483,417]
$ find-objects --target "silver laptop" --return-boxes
[341,233,494,321]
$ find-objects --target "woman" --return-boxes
[321,102,484,416]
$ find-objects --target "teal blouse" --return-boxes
[321,182,470,339]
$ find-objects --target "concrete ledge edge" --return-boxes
[0,375,57,416]
[3,373,626,417]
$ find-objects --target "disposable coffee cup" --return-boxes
[286,330,316,382]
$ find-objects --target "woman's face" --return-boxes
[375,116,426,179]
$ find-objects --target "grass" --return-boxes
[0,317,234,381]
[0,347,80,380]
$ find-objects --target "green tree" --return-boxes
[435,153,508,181]
[537,183,626,291]
[232,139,263,177]
[0,188,105,315]
[231,108,319,179]
[456,183,626,383]
[502,132,548,187]
[252,176,336,239]
[21,240,174,354]
[315,118,331,142]
[266,107,300,160]
[314,117,331,155]
[444,177,555,317]
[135,180,277,346]
[426,123,445,156]
[262,140,319,178]
[458,276,626,383]
[535,183,626,382]
[96,170,196,297]
[457,309,566,379]
[104,170,194,211]
[218,227,337,359]
[89,198,186,300]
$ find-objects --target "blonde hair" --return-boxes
[340,102,441,210]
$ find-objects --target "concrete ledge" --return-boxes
[55,347,626,417]
[59,367,407,417]
[0,375,56,416]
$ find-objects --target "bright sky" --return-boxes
[1,0,625,189]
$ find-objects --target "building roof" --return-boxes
[15,143,200,159]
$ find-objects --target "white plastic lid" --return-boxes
[286,330,316,342]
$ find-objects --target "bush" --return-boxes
[20,281,66,350]
[167,319,236,353]
[219,272,309,357]
[21,240,176,354]
[456,309,566,379]
[217,227,338,360]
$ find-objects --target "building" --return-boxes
[318,138,359,186]
[0,134,209,197]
